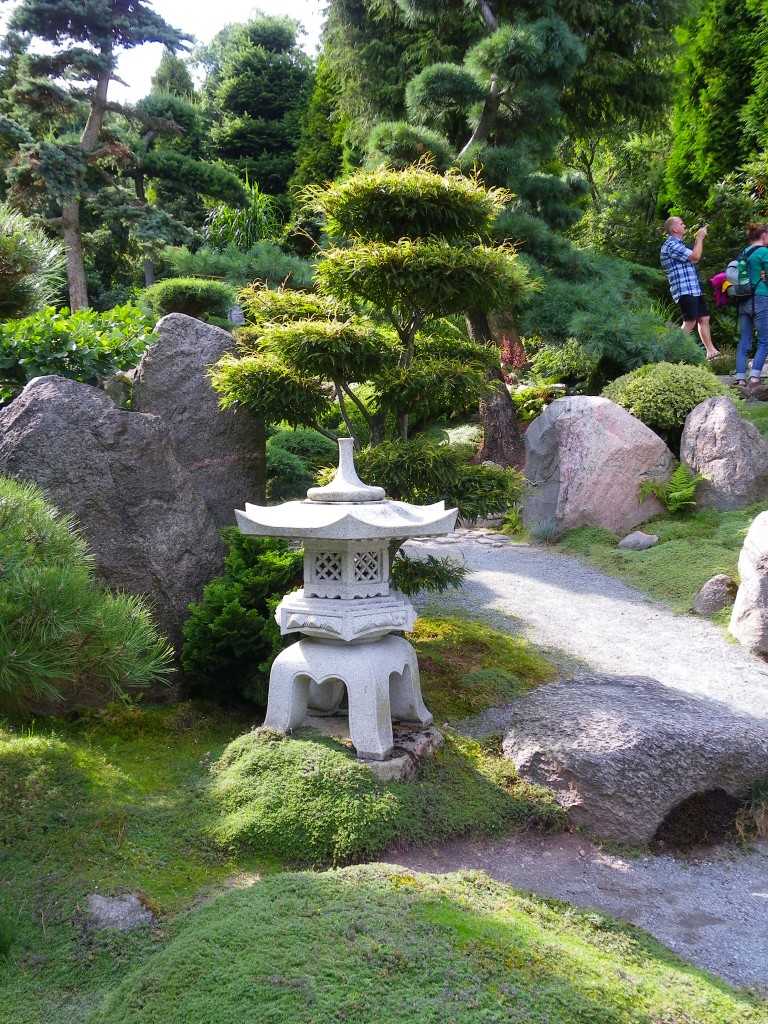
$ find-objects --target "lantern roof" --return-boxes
[235,437,458,540]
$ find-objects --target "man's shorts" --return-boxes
[678,294,709,321]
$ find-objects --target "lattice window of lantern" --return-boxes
[314,553,342,581]
[354,549,382,583]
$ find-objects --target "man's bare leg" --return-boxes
[681,317,718,358]
[695,316,719,358]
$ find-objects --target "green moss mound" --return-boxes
[207,727,565,867]
[93,865,765,1024]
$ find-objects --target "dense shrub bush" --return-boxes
[0,476,173,710]
[264,442,314,502]
[602,362,731,433]
[181,530,303,707]
[354,436,525,523]
[140,277,237,323]
[0,304,157,406]
[265,428,339,502]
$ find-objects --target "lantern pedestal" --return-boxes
[264,634,432,761]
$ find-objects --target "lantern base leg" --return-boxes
[263,634,432,761]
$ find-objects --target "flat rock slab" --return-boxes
[502,673,768,844]
[87,893,155,931]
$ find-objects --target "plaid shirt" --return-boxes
[660,235,701,301]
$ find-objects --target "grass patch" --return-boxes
[739,400,768,439]
[558,504,768,611]
[409,614,556,721]
[92,864,766,1024]
[207,726,565,867]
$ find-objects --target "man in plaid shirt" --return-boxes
[660,216,719,359]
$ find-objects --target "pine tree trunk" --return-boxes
[478,365,525,469]
[60,200,89,311]
[465,310,524,469]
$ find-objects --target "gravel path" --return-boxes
[393,531,768,990]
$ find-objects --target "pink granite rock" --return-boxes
[523,396,674,534]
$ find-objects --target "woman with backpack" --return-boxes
[734,222,768,393]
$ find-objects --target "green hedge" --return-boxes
[602,362,731,433]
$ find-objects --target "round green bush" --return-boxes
[601,362,731,433]
[92,865,764,1024]
[140,277,237,322]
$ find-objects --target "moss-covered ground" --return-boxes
[2,616,765,1022]
[556,501,768,616]
[92,865,767,1024]
[0,616,565,1022]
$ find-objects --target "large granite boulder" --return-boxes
[730,511,768,654]
[0,376,224,652]
[680,396,768,511]
[132,313,266,525]
[523,396,674,534]
[502,673,768,844]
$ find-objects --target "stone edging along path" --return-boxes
[392,530,768,991]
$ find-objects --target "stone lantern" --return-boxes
[236,438,457,761]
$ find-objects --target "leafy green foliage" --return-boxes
[211,352,332,428]
[316,238,530,327]
[663,0,767,214]
[366,121,455,172]
[0,304,157,406]
[203,180,283,250]
[140,277,237,323]
[199,15,313,194]
[602,362,731,433]
[353,436,525,522]
[3,0,188,308]
[265,427,339,501]
[0,203,65,318]
[181,531,303,707]
[638,462,705,514]
[94,864,763,1024]
[0,476,173,710]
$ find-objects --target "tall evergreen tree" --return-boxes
[663,0,767,215]
[151,48,195,98]
[198,16,313,196]
[1,0,188,309]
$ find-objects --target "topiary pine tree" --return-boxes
[210,164,529,515]
[1,0,188,309]
[120,91,245,287]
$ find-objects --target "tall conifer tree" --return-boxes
[2,0,188,309]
